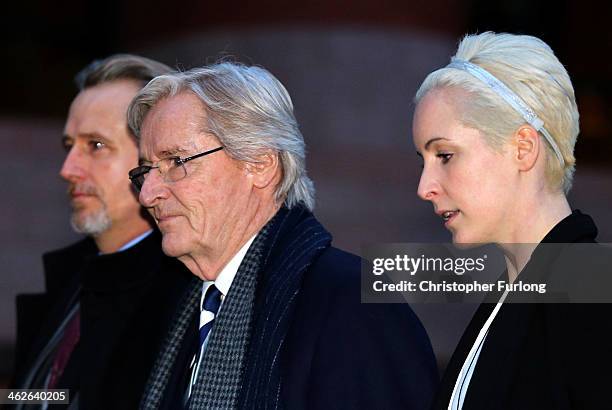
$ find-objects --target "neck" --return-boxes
[94,217,152,254]
[180,199,281,281]
[500,190,571,282]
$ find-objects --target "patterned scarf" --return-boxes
[141,225,269,410]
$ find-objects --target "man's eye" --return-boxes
[89,140,106,151]
[61,137,73,152]
[170,157,183,167]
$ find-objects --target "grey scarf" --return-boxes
[141,226,269,410]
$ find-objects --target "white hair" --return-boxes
[128,62,315,210]
[415,32,579,194]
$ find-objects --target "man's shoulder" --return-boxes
[42,237,96,269]
[310,246,361,274]
[303,246,420,318]
[301,246,362,294]
[36,237,94,296]
[291,245,436,373]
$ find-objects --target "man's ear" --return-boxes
[514,125,540,172]
[245,150,280,189]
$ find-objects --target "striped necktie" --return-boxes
[199,284,222,347]
[185,284,223,406]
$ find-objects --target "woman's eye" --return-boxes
[437,153,453,164]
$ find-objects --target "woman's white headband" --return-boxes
[446,58,565,166]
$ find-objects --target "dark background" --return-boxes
[1,0,611,385]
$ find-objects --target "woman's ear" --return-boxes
[514,125,540,172]
[245,150,280,189]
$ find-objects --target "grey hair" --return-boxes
[70,204,111,236]
[127,62,315,211]
[415,32,579,194]
[75,54,173,91]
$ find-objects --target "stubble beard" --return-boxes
[70,205,112,236]
[68,183,112,236]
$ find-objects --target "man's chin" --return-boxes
[161,236,190,259]
[70,210,111,235]
[161,237,178,257]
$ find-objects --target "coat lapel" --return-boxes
[433,301,495,410]
[238,206,332,409]
[449,212,597,409]
[13,238,96,388]
[460,303,534,408]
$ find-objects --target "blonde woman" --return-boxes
[413,32,611,409]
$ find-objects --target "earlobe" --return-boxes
[515,126,539,171]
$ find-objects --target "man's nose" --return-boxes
[59,146,87,182]
[138,169,167,208]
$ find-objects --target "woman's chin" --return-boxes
[452,230,483,248]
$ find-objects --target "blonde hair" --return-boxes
[416,32,579,194]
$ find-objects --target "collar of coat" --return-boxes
[236,203,332,409]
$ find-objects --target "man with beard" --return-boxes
[11,54,191,410]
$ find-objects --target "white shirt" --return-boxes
[187,234,257,396]
[449,290,509,410]
[199,234,257,315]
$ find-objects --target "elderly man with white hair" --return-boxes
[127,62,438,410]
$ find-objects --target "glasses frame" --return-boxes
[129,146,224,191]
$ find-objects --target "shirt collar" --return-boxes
[202,233,257,303]
[98,229,154,255]
[117,229,154,252]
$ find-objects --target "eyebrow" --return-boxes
[139,146,191,165]
[159,147,190,157]
[424,137,450,150]
[415,137,452,157]
[62,132,111,142]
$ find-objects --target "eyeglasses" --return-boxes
[128,146,224,192]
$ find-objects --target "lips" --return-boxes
[442,210,458,221]
[71,193,96,199]
[68,183,99,198]
[436,209,460,226]
[157,215,178,222]
[68,187,103,213]
[154,211,181,225]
